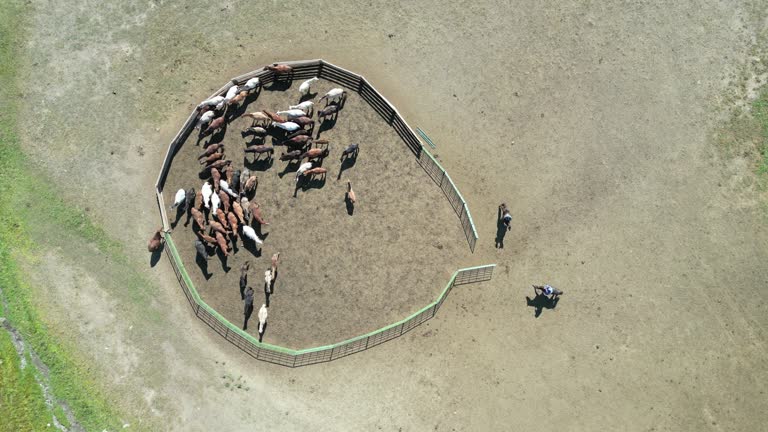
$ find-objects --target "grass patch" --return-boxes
[0,329,52,432]
[753,92,768,176]
[1,1,138,430]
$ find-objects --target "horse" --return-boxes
[147,228,164,252]
[340,143,359,161]
[319,88,346,104]
[266,63,293,74]
[299,77,318,97]
[318,104,339,120]
[300,148,329,160]
[197,143,223,159]
[279,150,302,161]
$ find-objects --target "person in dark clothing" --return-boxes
[495,203,512,248]
[243,286,254,330]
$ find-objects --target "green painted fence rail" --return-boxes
[165,234,494,367]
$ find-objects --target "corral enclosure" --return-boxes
[160,66,471,348]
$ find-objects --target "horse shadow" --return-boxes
[242,238,263,257]
[345,193,355,216]
[337,154,358,180]
[244,155,274,172]
[315,117,338,138]
[170,207,184,229]
[299,92,317,103]
[299,175,326,192]
[278,160,301,179]
[266,77,293,91]
[215,248,231,272]
[526,294,560,318]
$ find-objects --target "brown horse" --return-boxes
[196,230,217,245]
[216,208,230,229]
[218,191,230,214]
[203,117,225,135]
[262,110,286,123]
[284,129,310,140]
[197,143,223,159]
[250,203,269,225]
[211,167,221,193]
[232,201,245,224]
[282,135,312,147]
[227,212,239,239]
[292,116,314,129]
[209,220,229,236]
[301,148,329,160]
[190,208,206,230]
[302,167,328,180]
[147,228,164,252]
[214,231,230,256]
[244,176,258,195]
[266,63,293,74]
[199,152,224,165]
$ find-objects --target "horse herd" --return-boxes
[147,64,363,336]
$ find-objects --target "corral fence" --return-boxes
[164,233,494,367]
[155,59,479,252]
[154,60,491,366]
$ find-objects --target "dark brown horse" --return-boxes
[279,150,302,161]
[199,152,224,165]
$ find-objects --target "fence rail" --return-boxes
[164,234,493,367]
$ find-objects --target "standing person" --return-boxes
[257,304,268,342]
[533,284,563,300]
[496,203,512,248]
[499,203,512,230]
[239,261,250,300]
[243,286,254,330]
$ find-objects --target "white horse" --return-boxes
[210,192,220,212]
[219,180,238,198]
[276,109,306,119]
[258,304,268,334]
[298,77,318,97]
[289,101,313,117]
[195,110,214,129]
[241,225,263,245]
[198,95,225,109]
[170,189,186,209]
[242,77,260,92]
[271,121,300,132]
[319,88,346,104]
[201,182,213,208]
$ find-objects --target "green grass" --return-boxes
[753,91,768,176]
[0,329,52,432]
[0,1,133,430]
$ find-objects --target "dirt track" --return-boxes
[13,0,768,430]
[162,78,468,348]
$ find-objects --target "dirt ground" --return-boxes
[12,0,768,430]
[162,78,468,348]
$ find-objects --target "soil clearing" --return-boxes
[162,78,468,348]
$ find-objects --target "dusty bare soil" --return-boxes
[162,78,467,348]
[13,0,768,430]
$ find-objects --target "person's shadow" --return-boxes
[196,253,212,279]
[149,247,163,267]
[526,294,560,318]
[495,206,509,248]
